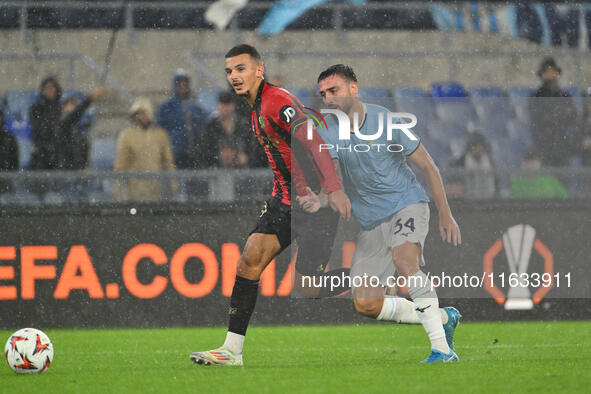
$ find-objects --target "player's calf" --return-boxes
[353,296,383,318]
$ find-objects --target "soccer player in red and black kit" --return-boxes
[190,44,351,366]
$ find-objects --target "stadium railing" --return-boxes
[0,168,589,206]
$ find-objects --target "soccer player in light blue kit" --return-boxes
[299,65,462,363]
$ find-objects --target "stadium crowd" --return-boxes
[0,56,590,202]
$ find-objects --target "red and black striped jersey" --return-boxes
[250,81,342,206]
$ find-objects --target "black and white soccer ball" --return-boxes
[4,328,54,374]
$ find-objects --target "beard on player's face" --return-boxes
[326,95,354,114]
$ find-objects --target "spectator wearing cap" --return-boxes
[114,97,177,201]
[198,91,251,168]
[156,69,207,169]
[0,106,19,193]
[528,57,576,167]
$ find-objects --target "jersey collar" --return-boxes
[351,102,368,134]
[253,79,266,109]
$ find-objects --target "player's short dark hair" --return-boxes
[225,44,261,62]
[317,64,358,84]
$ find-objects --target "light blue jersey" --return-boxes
[317,103,430,230]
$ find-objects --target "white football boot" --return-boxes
[190,347,243,366]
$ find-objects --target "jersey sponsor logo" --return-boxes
[280,106,298,124]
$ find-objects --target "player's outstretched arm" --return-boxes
[409,143,461,246]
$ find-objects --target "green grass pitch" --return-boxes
[1,321,589,393]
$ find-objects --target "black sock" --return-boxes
[318,268,351,297]
[228,276,259,336]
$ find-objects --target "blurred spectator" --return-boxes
[511,150,568,199]
[58,88,104,170]
[452,132,496,199]
[0,107,19,193]
[545,5,579,48]
[528,57,576,167]
[198,92,250,168]
[114,98,177,202]
[573,91,591,166]
[29,76,62,170]
[156,69,207,169]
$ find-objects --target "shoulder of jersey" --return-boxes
[262,85,294,107]
[365,102,390,115]
[262,85,302,124]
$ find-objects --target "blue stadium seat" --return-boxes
[506,118,532,148]
[470,87,506,98]
[5,91,38,120]
[392,87,428,98]
[434,99,477,125]
[488,118,530,168]
[472,98,512,126]
[420,135,452,168]
[470,116,508,140]
[62,90,85,101]
[393,88,434,133]
[564,86,581,97]
[431,82,468,98]
[90,138,118,171]
[508,87,535,122]
[508,87,535,97]
[428,119,468,143]
[16,137,32,169]
[196,89,222,116]
[4,91,38,139]
[358,88,390,99]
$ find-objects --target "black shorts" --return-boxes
[250,197,292,251]
[250,197,339,276]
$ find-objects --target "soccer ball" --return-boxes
[4,328,54,374]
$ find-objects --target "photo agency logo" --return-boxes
[304,108,418,153]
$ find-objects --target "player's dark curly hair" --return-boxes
[225,44,261,62]
[317,64,358,84]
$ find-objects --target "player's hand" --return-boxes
[439,211,461,246]
[328,189,351,220]
[297,187,321,213]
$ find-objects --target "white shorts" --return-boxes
[350,203,430,288]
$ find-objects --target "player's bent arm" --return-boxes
[292,122,351,219]
[408,143,461,246]
[292,121,342,194]
[317,159,342,208]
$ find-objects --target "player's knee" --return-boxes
[353,297,381,318]
[236,253,265,278]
